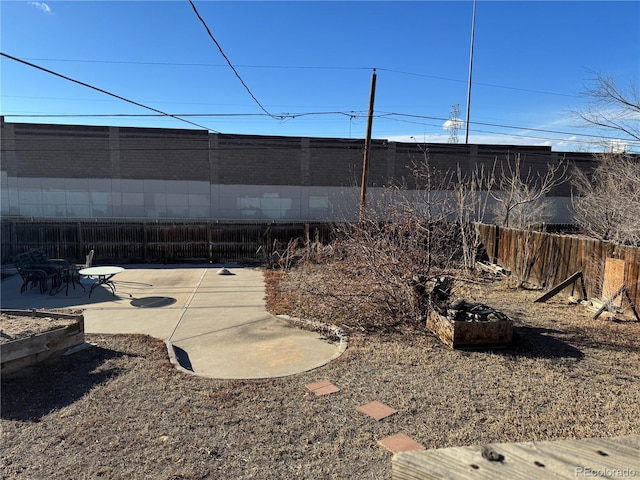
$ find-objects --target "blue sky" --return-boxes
[1,1,639,152]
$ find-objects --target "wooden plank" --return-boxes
[622,246,640,312]
[392,435,640,480]
[566,237,581,296]
[559,234,573,288]
[623,287,640,321]
[538,232,553,288]
[0,311,85,373]
[582,238,597,300]
[1,322,84,362]
[534,271,584,303]
[603,258,626,308]
[528,231,544,286]
[593,285,636,320]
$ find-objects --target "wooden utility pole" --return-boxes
[359,68,377,224]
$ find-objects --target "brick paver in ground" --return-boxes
[305,380,340,396]
[356,400,397,421]
[377,433,425,453]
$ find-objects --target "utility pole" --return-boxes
[359,68,377,224]
[465,0,477,144]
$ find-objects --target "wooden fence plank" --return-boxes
[476,225,640,311]
[3,220,332,265]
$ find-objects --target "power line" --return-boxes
[376,68,580,99]
[377,112,640,142]
[5,109,638,147]
[22,57,371,71]
[19,57,580,99]
[188,0,282,120]
[0,52,219,133]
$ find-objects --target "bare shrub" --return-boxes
[491,153,568,229]
[453,161,496,273]
[572,152,640,246]
[488,154,568,288]
[277,151,459,332]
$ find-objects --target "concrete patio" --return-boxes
[0,264,346,379]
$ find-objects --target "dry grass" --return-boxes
[2,270,639,480]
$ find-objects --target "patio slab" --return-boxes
[1,264,346,379]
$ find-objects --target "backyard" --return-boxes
[1,270,639,479]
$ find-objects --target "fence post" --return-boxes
[143,222,149,262]
[76,222,82,261]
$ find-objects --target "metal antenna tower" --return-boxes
[448,104,461,144]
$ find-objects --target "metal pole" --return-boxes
[359,68,377,224]
[465,0,477,144]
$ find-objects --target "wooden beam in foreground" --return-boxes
[392,435,640,480]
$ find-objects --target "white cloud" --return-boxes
[30,2,52,14]
[442,118,465,131]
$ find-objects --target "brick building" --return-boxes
[0,118,597,223]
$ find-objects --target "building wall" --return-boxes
[1,119,596,222]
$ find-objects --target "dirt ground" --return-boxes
[1,271,639,479]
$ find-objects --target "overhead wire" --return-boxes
[22,57,373,71]
[4,109,638,145]
[19,57,580,99]
[2,53,635,148]
[187,0,283,120]
[7,111,637,149]
[376,112,628,141]
[0,52,220,133]
[375,68,580,99]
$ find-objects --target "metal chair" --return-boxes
[75,249,94,270]
[13,253,54,294]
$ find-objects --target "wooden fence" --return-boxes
[1,220,333,265]
[4,219,638,309]
[477,223,640,310]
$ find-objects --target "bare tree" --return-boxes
[491,153,568,229]
[572,152,640,246]
[488,154,568,288]
[575,73,640,146]
[453,161,495,273]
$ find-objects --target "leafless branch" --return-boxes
[575,73,640,143]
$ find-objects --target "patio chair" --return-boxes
[75,249,94,270]
[27,249,70,271]
[63,249,95,292]
[13,253,55,294]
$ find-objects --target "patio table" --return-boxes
[79,266,125,298]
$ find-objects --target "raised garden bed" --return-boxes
[427,300,513,349]
[1,309,85,374]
